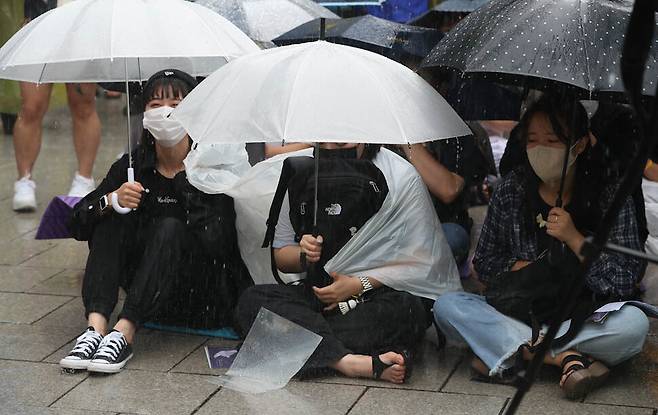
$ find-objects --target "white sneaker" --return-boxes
[12,176,36,212]
[68,172,96,197]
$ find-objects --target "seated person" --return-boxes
[237,143,460,384]
[400,125,492,266]
[62,70,252,374]
[434,96,650,399]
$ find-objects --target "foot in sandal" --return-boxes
[560,353,609,400]
[332,351,408,384]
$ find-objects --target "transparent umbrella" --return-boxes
[0,0,258,212]
[194,0,338,42]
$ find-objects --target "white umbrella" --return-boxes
[173,40,470,144]
[173,40,470,227]
[0,0,260,82]
[195,0,338,43]
[0,0,259,213]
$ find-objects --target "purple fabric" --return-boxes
[35,196,82,240]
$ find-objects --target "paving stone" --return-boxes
[171,339,240,375]
[349,388,506,415]
[313,341,462,392]
[0,361,87,407]
[584,352,658,409]
[441,359,516,398]
[0,323,80,361]
[35,297,124,333]
[21,240,88,270]
[53,370,218,415]
[0,405,113,415]
[0,266,63,293]
[0,238,57,266]
[124,331,207,372]
[196,381,365,415]
[516,381,654,415]
[0,292,72,324]
[0,215,40,242]
[28,269,84,297]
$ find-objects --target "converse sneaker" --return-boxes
[12,176,36,212]
[59,327,104,370]
[87,330,133,373]
[68,172,95,197]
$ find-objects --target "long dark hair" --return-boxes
[518,95,602,235]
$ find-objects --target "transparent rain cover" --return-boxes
[214,307,322,393]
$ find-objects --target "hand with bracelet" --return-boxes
[313,272,380,311]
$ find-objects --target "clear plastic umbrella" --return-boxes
[194,0,338,42]
[173,40,470,228]
[0,0,259,212]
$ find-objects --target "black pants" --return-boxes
[236,284,430,372]
[82,215,249,328]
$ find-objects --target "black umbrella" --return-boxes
[273,15,443,64]
[408,0,488,29]
[421,0,658,100]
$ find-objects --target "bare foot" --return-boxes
[331,352,406,384]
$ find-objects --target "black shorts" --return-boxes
[24,0,57,20]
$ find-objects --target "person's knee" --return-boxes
[67,87,97,120]
[153,217,186,241]
[613,306,650,356]
[18,100,48,124]
[433,291,469,323]
[441,223,470,263]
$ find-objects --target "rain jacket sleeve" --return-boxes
[472,178,519,286]
[68,154,130,241]
[585,193,645,298]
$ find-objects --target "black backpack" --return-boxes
[262,153,389,287]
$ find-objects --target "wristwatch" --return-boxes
[98,194,109,212]
[359,276,373,294]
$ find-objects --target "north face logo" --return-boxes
[325,203,342,216]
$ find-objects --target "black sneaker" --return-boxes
[59,327,104,370]
[87,330,133,373]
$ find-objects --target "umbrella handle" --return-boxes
[111,167,134,214]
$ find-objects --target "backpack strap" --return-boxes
[262,159,295,249]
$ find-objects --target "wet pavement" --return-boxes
[0,98,657,414]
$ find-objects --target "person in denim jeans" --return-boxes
[434,96,651,400]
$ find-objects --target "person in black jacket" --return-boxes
[61,70,252,374]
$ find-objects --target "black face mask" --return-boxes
[314,146,358,159]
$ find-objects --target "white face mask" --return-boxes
[526,144,578,185]
[142,106,187,148]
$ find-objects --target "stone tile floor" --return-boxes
[0,99,657,414]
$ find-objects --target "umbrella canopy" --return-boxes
[273,15,443,63]
[435,0,488,12]
[421,0,658,99]
[172,40,470,144]
[314,0,383,6]
[0,0,259,83]
[194,0,338,43]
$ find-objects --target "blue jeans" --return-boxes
[441,223,470,265]
[434,292,649,377]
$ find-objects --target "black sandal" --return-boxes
[560,354,609,400]
[371,350,412,381]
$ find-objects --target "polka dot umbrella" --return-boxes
[421,0,658,100]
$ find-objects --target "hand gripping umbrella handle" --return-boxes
[111,167,134,214]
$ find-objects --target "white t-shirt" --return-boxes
[272,193,297,249]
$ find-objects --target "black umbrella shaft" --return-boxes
[314,142,320,229]
[320,18,326,41]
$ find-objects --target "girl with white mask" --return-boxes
[434,96,650,400]
[63,70,253,375]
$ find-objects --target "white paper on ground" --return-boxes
[213,307,322,394]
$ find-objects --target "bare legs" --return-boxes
[13,82,100,180]
[66,83,100,178]
[13,82,52,178]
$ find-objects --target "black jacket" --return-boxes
[68,143,242,263]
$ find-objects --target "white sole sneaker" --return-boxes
[87,353,133,374]
[59,357,92,370]
[12,199,36,212]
